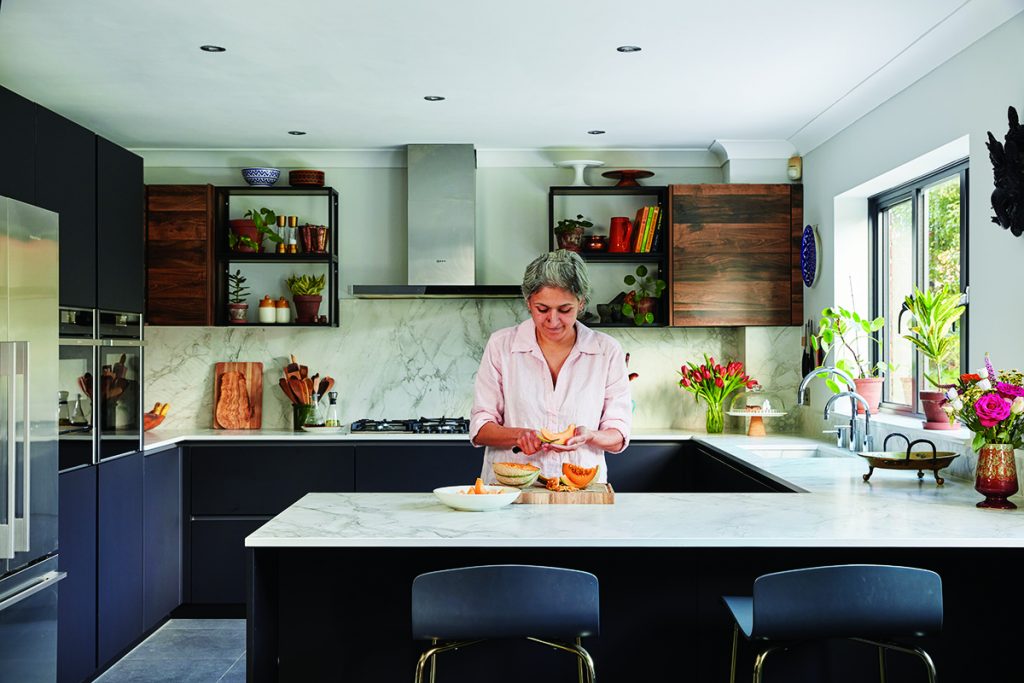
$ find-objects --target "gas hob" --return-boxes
[349,417,470,435]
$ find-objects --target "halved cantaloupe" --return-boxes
[560,463,599,488]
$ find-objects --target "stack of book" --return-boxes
[631,205,663,253]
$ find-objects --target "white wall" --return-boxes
[801,13,1024,424]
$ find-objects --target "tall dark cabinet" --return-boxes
[0,85,37,203]
[57,467,98,683]
[97,137,145,313]
[35,108,98,309]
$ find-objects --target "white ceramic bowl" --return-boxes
[433,485,520,511]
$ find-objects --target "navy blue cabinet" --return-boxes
[354,442,479,491]
[57,466,97,683]
[143,447,182,630]
[0,85,36,204]
[605,442,689,492]
[35,108,97,309]
[97,452,144,667]
[96,137,144,313]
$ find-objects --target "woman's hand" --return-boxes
[543,426,592,452]
[515,428,545,456]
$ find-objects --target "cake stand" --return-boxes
[554,160,605,187]
[728,386,787,437]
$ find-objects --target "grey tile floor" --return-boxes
[94,619,246,683]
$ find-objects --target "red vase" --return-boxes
[975,443,1018,510]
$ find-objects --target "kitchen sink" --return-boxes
[743,444,854,459]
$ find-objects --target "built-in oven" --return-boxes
[58,308,97,471]
[57,308,144,470]
[97,311,143,460]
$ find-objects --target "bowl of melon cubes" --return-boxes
[433,477,521,511]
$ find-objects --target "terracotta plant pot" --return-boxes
[226,302,248,324]
[853,377,883,414]
[293,295,323,323]
[635,297,656,323]
[920,390,959,430]
[229,219,261,253]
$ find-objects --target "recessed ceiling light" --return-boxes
[423,96,446,102]
[587,130,606,135]
[200,45,226,52]
[287,130,307,136]
[616,45,641,53]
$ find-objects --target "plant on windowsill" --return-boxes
[229,207,283,253]
[900,283,966,428]
[621,264,666,326]
[287,273,327,323]
[811,305,891,413]
[226,269,250,324]
[554,214,593,252]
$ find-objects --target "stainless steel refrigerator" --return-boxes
[0,195,63,682]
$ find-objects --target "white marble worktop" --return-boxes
[142,427,696,452]
[244,434,1024,550]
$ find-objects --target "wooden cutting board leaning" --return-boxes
[213,362,263,429]
[514,483,615,505]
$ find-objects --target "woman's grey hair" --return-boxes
[521,249,592,304]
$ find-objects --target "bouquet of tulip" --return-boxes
[678,355,757,433]
[944,355,1024,451]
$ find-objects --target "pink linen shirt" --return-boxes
[469,318,632,483]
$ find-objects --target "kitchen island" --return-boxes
[244,436,1024,682]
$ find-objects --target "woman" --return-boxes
[469,250,631,483]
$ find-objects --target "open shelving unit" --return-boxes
[213,186,339,327]
[548,185,670,327]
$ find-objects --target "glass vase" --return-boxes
[975,443,1018,510]
[704,399,724,434]
[292,404,315,432]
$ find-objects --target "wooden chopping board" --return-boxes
[514,483,614,505]
[213,362,263,429]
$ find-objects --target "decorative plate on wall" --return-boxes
[800,224,820,288]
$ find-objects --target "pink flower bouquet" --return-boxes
[944,355,1024,451]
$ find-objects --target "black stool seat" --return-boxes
[723,564,942,683]
[412,565,599,682]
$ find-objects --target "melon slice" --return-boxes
[560,463,599,488]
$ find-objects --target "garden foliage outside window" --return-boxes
[869,160,968,413]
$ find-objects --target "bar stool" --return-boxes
[722,564,942,683]
[412,564,599,682]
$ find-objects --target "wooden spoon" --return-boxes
[285,355,300,377]
[318,376,334,397]
[289,378,309,405]
[279,378,297,404]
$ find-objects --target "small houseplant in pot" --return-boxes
[621,265,666,326]
[287,273,326,323]
[226,269,250,324]
[554,214,592,252]
[811,305,890,413]
[229,207,283,253]
[900,284,966,428]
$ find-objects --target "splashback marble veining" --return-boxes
[144,299,801,432]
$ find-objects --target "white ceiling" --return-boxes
[0,0,1020,154]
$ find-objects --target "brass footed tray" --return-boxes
[858,434,960,486]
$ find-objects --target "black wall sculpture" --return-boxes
[986,106,1024,237]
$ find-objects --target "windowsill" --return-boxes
[828,405,973,444]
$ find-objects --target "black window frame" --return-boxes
[869,159,969,416]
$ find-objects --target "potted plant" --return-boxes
[287,273,326,323]
[554,214,593,252]
[900,284,966,428]
[621,265,666,326]
[811,305,890,413]
[226,269,250,324]
[229,207,283,253]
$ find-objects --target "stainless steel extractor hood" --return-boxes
[351,144,522,298]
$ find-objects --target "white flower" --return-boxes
[1012,397,1024,415]
[942,404,955,415]
[945,388,959,400]
[977,379,992,391]
[952,398,964,410]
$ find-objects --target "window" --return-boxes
[870,160,968,413]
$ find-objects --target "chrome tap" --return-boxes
[824,391,873,452]
[796,366,855,406]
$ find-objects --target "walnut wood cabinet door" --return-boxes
[669,184,802,326]
[145,184,215,325]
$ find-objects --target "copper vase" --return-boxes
[975,443,1019,510]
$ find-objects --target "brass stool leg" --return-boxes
[414,640,482,683]
[877,645,887,683]
[729,623,739,683]
[576,637,585,683]
[527,637,596,682]
[752,646,784,683]
[853,638,937,683]
[429,638,438,683]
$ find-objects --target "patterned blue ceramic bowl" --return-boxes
[241,167,280,186]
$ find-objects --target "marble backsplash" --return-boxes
[144,299,803,433]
